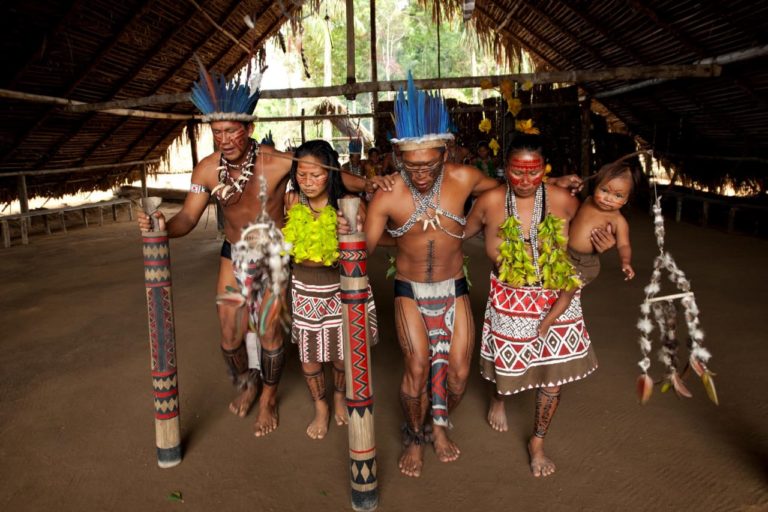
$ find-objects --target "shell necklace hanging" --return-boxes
[505,183,545,281]
[212,140,259,203]
[389,162,465,240]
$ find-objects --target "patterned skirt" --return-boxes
[480,272,598,395]
[291,264,378,363]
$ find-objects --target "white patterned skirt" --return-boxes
[480,272,598,395]
[291,264,377,363]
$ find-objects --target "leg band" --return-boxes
[332,364,345,393]
[303,368,327,402]
[221,344,249,388]
[261,345,286,387]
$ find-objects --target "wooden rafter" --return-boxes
[6,0,90,90]
[552,0,647,64]
[2,0,160,163]
[516,0,610,67]
[114,3,283,165]
[628,0,708,58]
[69,0,257,168]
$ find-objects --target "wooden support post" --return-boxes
[701,201,709,227]
[301,108,306,144]
[20,218,28,245]
[187,121,199,168]
[140,197,182,468]
[60,211,67,233]
[370,0,378,139]
[436,2,441,78]
[1,220,9,248]
[141,163,148,198]
[338,197,378,512]
[112,204,118,221]
[675,197,683,222]
[580,96,592,179]
[345,0,356,100]
[98,206,104,227]
[43,214,51,235]
[17,175,29,242]
[727,207,736,232]
[82,209,89,227]
[127,203,134,221]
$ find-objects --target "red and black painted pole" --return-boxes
[338,197,377,511]
[141,197,181,468]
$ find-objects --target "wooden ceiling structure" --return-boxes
[0,0,766,203]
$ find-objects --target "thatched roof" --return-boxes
[0,0,299,202]
[1,0,767,202]
[468,0,768,192]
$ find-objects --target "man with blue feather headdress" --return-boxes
[137,62,390,438]
[337,73,502,477]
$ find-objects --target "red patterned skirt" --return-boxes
[480,273,598,395]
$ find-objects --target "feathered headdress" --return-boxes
[190,55,262,123]
[390,71,453,151]
[348,138,363,154]
[260,130,275,146]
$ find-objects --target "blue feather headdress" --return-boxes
[391,71,453,150]
[260,130,274,146]
[348,138,362,154]
[191,57,261,123]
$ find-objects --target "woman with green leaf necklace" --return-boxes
[282,140,378,440]
[466,133,611,478]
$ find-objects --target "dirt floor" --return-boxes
[1,203,767,512]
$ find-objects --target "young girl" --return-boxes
[538,154,639,336]
[283,140,378,440]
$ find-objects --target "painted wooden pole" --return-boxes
[140,197,182,468]
[338,197,378,511]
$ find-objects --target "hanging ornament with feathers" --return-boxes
[216,175,292,341]
[635,196,718,406]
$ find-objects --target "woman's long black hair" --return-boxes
[289,139,349,209]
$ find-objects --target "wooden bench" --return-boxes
[1,198,133,248]
[663,190,767,233]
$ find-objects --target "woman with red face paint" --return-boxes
[465,132,616,479]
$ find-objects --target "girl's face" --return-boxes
[506,150,545,197]
[594,173,632,211]
[296,155,330,199]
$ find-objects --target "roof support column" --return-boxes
[580,96,592,180]
[345,0,356,100]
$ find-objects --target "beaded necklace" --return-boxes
[212,141,259,204]
[387,156,465,239]
[505,183,545,281]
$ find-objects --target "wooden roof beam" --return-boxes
[110,0,283,164]
[551,0,647,64]
[2,0,159,163]
[6,0,90,89]
[628,0,708,58]
[475,4,578,70]
[516,0,610,67]
[53,0,258,169]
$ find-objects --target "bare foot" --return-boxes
[306,400,330,440]
[432,425,460,463]
[398,443,425,477]
[487,395,508,432]
[228,384,258,418]
[528,436,556,477]
[253,385,278,437]
[333,390,348,426]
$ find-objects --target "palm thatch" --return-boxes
[1,0,766,202]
